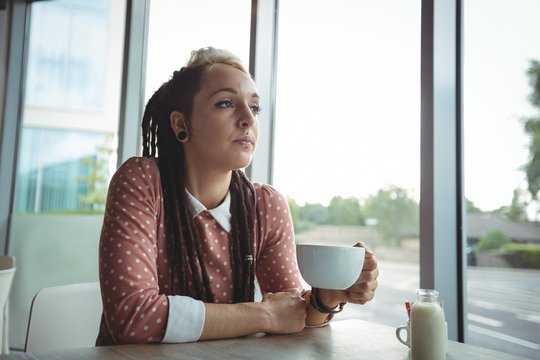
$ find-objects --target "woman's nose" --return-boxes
[238,104,256,128]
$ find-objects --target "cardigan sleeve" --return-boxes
[98,157,204,344]
[98,157,170,343]
[254,184,304,294]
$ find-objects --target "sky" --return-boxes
[462,0,540,215]
[272,0,540,218]
[145,0,540,218]
[272,0,421,206]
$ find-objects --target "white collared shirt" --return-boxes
[185,189,232,233]
[163,190,232,343]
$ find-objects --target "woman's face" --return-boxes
[183,64,260,174]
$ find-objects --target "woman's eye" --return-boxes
[216,100,234,109]
[250,105,261,116]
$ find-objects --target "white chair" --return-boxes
[24,282,102,352]
[0,256,16,354]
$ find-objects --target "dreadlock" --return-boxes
[141,48,256,303]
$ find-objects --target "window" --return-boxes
[464,0,540,358]
[145,0,251,102]
[274,0,421,326]
[24,0,109,110]
[8,0,126,349]
[15,128,111,213]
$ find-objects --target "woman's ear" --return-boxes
[170,111,189,142]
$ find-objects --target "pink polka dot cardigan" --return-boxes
[96,157,302,345]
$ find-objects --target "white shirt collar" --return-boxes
[185,190,232,233]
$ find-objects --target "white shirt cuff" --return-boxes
[162,295,205,343]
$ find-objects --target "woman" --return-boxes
[96,47,378,345]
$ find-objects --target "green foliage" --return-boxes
[292,220,316,233]
[494,188,528,222]
[477,229,511,251]
[363,185,419,246]
[527,59,540,107]
[288,198,300,224]
[524,117,540,199]
[78,134,114,212]
[288,198,316,233]
[523,60,540,202]
[466,198,481,213]
[500,243,540,269]
[328,196,365,226]
[287,186,418,239]
[299,202,330,225]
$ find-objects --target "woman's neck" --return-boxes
[184,168,232,210]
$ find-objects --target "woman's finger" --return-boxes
[284,288,301,296]
[362,255,378,271]
[347,279,378,293]
[262,291,274,301]
[351,267,378,285]
[354,242,374,259]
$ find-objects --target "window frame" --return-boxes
[246,0,278,184]
[0,0,466,343]
[116,0,149,164]
[420,0,465,342]
[0,0,27,253]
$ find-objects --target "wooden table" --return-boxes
[0,319,527,359]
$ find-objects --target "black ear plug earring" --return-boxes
[177,130,188,141]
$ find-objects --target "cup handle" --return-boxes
[395,325,410,347]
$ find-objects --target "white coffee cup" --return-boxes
[296,244,365,290]
[395,321,410,347]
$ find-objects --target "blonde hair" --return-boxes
[186,47,248,74]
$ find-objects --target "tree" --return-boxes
[494,188,528,222]
[477,229,511,251]
[363,185,419,246]
[78,134,114,212]
[523,60,540,202]
[466,198,481,213]
[328,196,365,226]
[288,198,300,225]
[288,198,314,233]
[299,202,329,225]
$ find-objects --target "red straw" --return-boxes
[405,302,411,319]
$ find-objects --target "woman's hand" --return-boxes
[262,289,306,334]
[319,242,379,306]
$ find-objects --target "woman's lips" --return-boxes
[234,136,254,147]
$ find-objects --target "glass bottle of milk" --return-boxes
[410,289,447,360]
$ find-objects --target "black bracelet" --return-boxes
[310,288,346,314]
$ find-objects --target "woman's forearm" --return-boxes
[200,302,269,340]
[200,290,306,340]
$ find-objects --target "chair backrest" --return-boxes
[0,258,16,355]
[0,268,15,308]
[0,257,14,271]
[24,282,102,352]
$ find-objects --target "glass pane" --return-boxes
[24,1,108,110]
[145,0,251,102]
[274,0,421,327]
[464,1,540,358]
[8,0,126,349]
[15,128,112,213]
